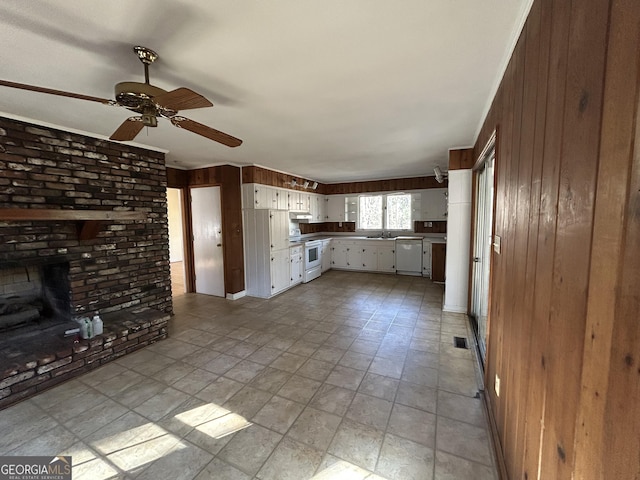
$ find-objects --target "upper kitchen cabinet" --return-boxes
[242,183,298,211]
[326,195,346,221]
[288,190,310,212]
[309,194,326,223]
[420,188,448,220]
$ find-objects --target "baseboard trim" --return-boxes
[226,290,247,300]
[482,389,509,480]
[443,305,468,313]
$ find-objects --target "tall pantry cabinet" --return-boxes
[243,209,290,298]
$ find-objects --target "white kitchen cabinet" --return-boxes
[331,240,363,270]
[269,210,289,251]
[360,245,377,270]
[244,209,292,298]
[242,183,287,210]
[421,188,448,220]
[345,196,358,222]
[331,239,397,273]
[330,240,348,268]
[321,239,331,272]
[310,194,325,223]
[290,246,303,286]
[288,191,310,212]
[271,248,290,295]
[326,196,345,221]
[422,239,432,277]
[377,244,396,273]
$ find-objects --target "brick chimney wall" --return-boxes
[0,116,172,407]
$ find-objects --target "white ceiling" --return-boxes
[0,1,530,183]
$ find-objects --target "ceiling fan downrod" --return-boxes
[133,46,158,85]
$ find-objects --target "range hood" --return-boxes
[289,212,312,222]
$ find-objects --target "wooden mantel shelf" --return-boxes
[0,209,146,240]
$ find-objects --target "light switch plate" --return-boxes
[493,235,501,254]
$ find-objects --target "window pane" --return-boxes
[386,194,412,230]
[359,196,383,229]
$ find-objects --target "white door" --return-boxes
[471,145,495,363]
[191,186,225,297]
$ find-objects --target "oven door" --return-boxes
[305,242,322,270]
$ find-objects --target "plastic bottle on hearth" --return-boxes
[92,314,103,336]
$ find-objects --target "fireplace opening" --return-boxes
[0,261,72,334]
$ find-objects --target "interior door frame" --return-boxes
[468,129,498,367]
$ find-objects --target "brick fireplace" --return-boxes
[0,116,172,409]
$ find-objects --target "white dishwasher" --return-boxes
[395,237,423,276]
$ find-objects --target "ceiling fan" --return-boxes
[0,46,242,147]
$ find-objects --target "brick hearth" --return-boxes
[0,116,173,409]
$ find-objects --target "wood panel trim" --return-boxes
[449,148,474,170]
[242,165,446,194]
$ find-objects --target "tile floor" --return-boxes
[0,271,498,480]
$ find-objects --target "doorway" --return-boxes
[470,137,495,363]
[167,188,186,297]
[190,186,225,297]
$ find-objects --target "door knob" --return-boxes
[217,244,222,247]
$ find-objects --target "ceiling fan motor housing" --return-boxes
[114,82,176,120]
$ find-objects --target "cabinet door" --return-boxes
[326,196,345,221]
[345,244,361,269]
[378,245,396,272]
[431,243,446,282]
[360,245,378,270]
[421,188,448,220]
[331,243,348,268]
[318,196,327,222]
[269,210,289,250]
[422,240,432,277]
[345,196,358,222]
[264,186,278,210]
[242,183,254,209]
[321,242,331,272]
[254,184,271,209]
[276,188,288,210]
[271,249,290,294]
[290,249,303,286]
[288,191,298,211]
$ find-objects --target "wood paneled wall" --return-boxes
[242,165,327,194]
[242,165,447,194]
[299,222,356,234]
[473,0,640,478]
[324,176,446,194]
[448,148,474,170]
[166,166,245,295]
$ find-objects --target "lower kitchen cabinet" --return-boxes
[331,239,396,273]
[290,246,303,286]
[377,244,396,273]
[321,240,332,272]
[271,248,290,295]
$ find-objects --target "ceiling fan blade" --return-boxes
[153,88,213,111]
[110,117,144,141]
[0,79,112,104]
[171,117,242,147]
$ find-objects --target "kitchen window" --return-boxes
[358,193,413,231]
